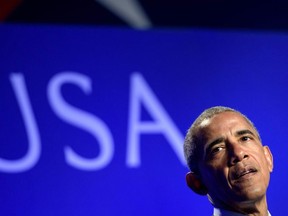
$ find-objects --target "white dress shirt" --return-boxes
[213,208,271,216]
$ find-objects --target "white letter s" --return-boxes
[47,72,114,171]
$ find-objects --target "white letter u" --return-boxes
[0,73,41,173]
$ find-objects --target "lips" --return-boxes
[233,166,257,180]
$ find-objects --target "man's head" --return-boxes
[184,106,273,211]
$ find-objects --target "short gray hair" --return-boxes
[183,106,260,172]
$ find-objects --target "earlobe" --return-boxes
[186,171,208,195]
[263,146,273,172]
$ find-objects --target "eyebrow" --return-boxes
[235,129,256,137]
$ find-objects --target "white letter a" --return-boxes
[127,73,185,167]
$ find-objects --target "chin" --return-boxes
[233,187,266,202]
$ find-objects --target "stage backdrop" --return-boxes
[0,24,287,215]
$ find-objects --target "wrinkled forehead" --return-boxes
[197,111,256,142]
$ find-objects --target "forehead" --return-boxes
[198,111,255,140]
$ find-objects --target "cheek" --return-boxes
[261,158,272,180]
[250,152,272,184]
[200,165,229,189]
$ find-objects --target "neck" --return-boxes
[212,195,269,216]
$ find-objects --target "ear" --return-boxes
[263,146,273,172]
[186,171,208,195]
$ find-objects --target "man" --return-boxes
[184,106,273,216]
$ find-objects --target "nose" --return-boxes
[228,140,248,166]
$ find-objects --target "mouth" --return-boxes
[233,167,257,180]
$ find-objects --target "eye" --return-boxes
[240,136,252,142]
[210,146,224,155]
[205,145,225,161]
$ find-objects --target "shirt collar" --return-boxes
[213,208,271,216]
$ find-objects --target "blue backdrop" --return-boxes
[0,24,287,215]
